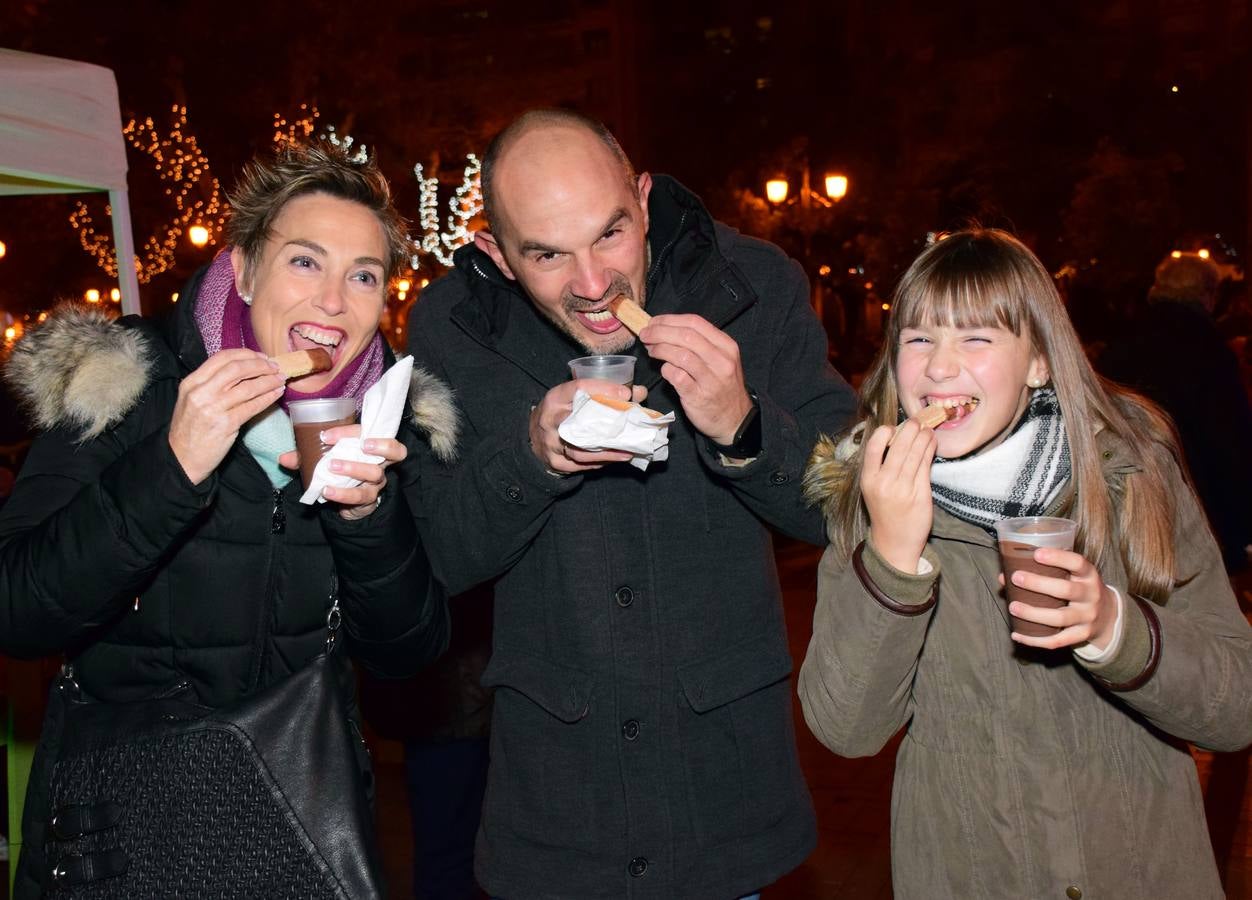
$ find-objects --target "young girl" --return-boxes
[798,228,1252,899]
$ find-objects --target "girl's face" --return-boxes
[896,322,1049,459]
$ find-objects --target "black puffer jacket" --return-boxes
[0,268,456,896]
[0,270,453,701]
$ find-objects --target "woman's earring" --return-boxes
[1028,376,1047,388]
[242,293,253,306]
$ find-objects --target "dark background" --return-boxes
[1,0,1248,364]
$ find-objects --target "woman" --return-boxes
[798,229,1251,899]
[0,141,455,897]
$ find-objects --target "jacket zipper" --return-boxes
[246,488,284,690]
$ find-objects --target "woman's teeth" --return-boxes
[291,324,341,347]
[583,309,613,322]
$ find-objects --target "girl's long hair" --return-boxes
[825,228,1183,601]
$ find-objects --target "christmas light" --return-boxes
[412,154,483,268]
[273,105,368,163]
[70,105,225,282]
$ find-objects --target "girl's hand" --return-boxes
[278,427,408,520]
[1002,548,1118,650]
[862,420,937,573]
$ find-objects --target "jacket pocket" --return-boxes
[675,637,803,847]
[480,651,611,849]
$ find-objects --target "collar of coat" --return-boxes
[3,301,461,461]
[444,174,762,392]
[804,420,1140,548]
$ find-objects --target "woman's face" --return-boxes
[896,322,1049,459]
[233,192,387,391]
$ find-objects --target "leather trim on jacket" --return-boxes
[852,541,938,616]
[1094,594,1163,692]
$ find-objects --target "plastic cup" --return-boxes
[568,354,635,386]
[288,397,357,489]
[993,516,1078,637]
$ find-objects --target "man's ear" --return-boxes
[636,172,652,234]
[474,230,516,281]
[230,247,252,296]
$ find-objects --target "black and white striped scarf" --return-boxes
[928,387,1071,530]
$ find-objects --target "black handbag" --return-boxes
[23,594,384,899]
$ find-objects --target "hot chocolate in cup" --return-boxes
[288,397,357,490]
[568,354,635,386]
[993,516,1078,638]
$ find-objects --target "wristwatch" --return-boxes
[710,389,761,460]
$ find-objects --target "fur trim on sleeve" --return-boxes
[407,365,460,462]
[4,302,152,441]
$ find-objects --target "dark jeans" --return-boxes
[405,736,490,900]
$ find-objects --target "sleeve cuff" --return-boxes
[1077,593,1162,690]
[854,540,940,615]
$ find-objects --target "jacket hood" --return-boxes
[4,302,152,441]
[4,302,461,460]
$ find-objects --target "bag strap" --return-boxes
[326,572,341,653]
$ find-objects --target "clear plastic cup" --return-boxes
[993,516,1078,637]
[568,354,636,386]
[288,397,357,489]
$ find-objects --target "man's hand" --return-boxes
[640,314,752,445]
[169,350,285,485]
[529,379,648,475]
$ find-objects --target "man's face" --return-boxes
[480,126,652,354]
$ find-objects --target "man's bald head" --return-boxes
[481,109,637,240]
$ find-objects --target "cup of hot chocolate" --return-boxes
[993,516,1078,637]
[287,397,357,490]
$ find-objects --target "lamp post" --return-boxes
[764,165,849,320]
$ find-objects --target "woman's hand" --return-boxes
[278,426,407,520]
[169,350,285,485]
[1002,549,1119,650]
[862,421,937,573]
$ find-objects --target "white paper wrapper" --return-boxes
[556,390,675,471]
[300,356,414,504]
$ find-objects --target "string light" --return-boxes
[273,105,368,163]
[412,154,483,268]
[69,104,225,282]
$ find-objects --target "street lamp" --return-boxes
[762,166,851,320]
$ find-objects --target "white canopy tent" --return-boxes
[0,48,141,315]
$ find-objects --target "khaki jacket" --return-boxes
[799,431,1252,900]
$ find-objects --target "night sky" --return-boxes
[1,0,1247,353]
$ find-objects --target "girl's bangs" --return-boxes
[895,269,1027,336]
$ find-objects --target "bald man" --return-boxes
[407,109,855,899]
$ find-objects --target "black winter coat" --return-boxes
[407,176,857,900]
[0,269,454,895]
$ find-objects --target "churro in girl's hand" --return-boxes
[888,403,956,446]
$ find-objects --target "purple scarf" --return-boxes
[194,250,385,411]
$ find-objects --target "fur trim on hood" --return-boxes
[4,303,461,459]
[4,302,151,441]
[802,424,865,529]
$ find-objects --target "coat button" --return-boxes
[504,485,522,503]
[1065,886,1083,899]
[614,586,635,608]
[622,719,640,741]
[628,857,648,877]
[769,470,789,485]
